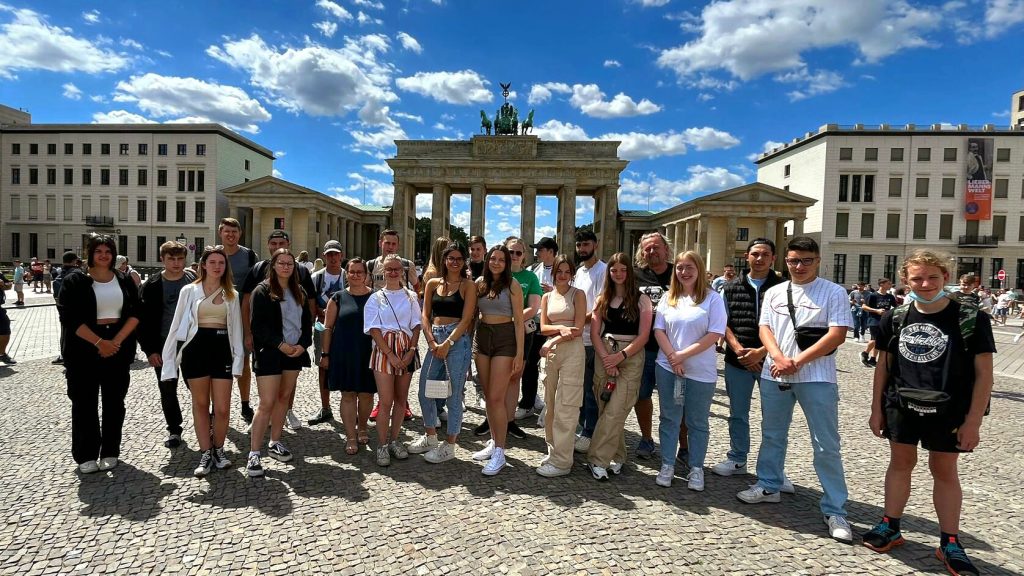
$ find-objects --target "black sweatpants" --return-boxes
[152,367,183,436]
[67,359,131,464]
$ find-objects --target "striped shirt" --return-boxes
[759,276,852,385]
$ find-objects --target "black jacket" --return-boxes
[250,281,313,353]
[58,269,141,368]
[138,270,196,356]
[721,270,783,369]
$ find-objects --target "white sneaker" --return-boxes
[376,445,391,467]
[407,434,438,454]
[589,463,609,481]
[608,461,624,475]
[687,466,705,491]
[536,463,571,477]
[513,406,533,420]
[711,459,747,477]
[98,457,118,471]
[574,435,592,453]
[286,410,302,429]
[824,515,853,543]
[477,396,486,409]
[482,447,506,475]
[438,407,448,422]
[536,404,547,429]
[737,485,781,504]
[78,461,100,474]
[1014,332,1023,344]
[655,464,674,487]
[781,476,796,494]
[424,442,456,464]
[472,439,495,461]
[388,441,409,460]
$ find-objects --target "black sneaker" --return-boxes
[193,450,213,478]
[507,421,527,439]
[268,441,293,462]
[241,403,254,424]
[473,419,490,436]
[861,351,871,367]
[212,446,232,469]
[307,407,334,425]
[936,538,979,576]
[0,354,16,365]
[246,453,264,477]
[164,434,182,448]
[862,520,905,553]
[868,356,878,367]
[51,356,64,365]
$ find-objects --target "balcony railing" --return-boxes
[85,216,114,227]
[957,234,998,248]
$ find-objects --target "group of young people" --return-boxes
[57,216,994,576]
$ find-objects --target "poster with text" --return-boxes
[965,137,992,221]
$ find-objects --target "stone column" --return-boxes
[776,220,787,253]
[726,215,738,265]
[283,207,293,241]
[431,183,449,244]
[696,217,708,261]
[794,217,805,235]
[391,182,409,259]
[665,222,676,255]
[355,222,363,257]
[470,183,486,238]
[682,220,694,254]
[347,219,356,257]
[556,183,576,258]
[764,217,778,271]
[251,206,262,249]
[599,184,619,260]
[521,184,537,249]
[306,207,318,257]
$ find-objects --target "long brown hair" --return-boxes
[667,250,708,306]
[265,248,304,304]
[195,245,237,300]
[477,245,512,298]
[595,252,641,322]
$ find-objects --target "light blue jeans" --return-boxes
[655,365,714,468]
[756,379,849,517]
[723,363,759,464]
[418,323,471,437]
[683,377,716,469]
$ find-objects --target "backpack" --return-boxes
[886,295,977,416]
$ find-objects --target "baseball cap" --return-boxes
[268,230,289,242]
[62,251,80,264]
[323,240,343,254]
[530,237,558,252]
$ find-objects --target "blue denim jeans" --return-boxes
[418,323,471,437]
[578,345,598,438]
[723,363,759,464]
[683,377,716,469]
[638,348,657,401]
[756,379,849,517]
[655,365,702,468]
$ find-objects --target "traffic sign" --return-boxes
[998,269,1006,281]
[188,243,196,251]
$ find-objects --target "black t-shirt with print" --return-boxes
[865,291,898,327]
[636,265,673,352]
[878,300,996,418]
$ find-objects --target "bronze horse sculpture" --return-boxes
[480,110,492,135]
[520,109,534,135]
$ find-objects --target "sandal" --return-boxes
[357,430,370,445]
[345,438,359,455]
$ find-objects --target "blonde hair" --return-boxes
[899,249,951,283]
[667,250,708,306]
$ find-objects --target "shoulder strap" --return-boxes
[890,302,911,334]
[785,282,799,327]
[247,248,257,268]
[948,294,977,350]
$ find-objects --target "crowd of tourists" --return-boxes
[47,216,994,576]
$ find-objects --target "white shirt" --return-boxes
[996,293,1013,309]
[363,288,422,337]
[530,262,553,286]
[759,277,852,385]
[93,276,123,319]
[574,259,607,346]
[654,291,727,383]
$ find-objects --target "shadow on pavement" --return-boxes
[77,462,175,521]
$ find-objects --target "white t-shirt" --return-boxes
[363,287,422,337]
[996,293,1013,310]
[654,290,727,383]
[573,259,607,346]
[530,262,553,287]
[759,277,852,385]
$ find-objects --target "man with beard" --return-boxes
[572,230,607,454]
[632,232,672,459]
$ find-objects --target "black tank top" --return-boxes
[431,282,465,319]
[602,304,641,336]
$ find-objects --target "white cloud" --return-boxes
[396,32,422,53]
[314,21,338,38]
[775,67,845,101]
[992,110,1011,118]
[354,0,385,8]
[657,1,941,90]
[62,82,82,100]
[89,94,107,103]
[677,126,741,150]
[334,173,394,205]
[569,83,661,118]
[697,93,714,101]
[433,121,450,130]
[120,38,143,50]
[112,73,272,133]
[603,59,621,68]
[156,49,172,58]
[533,121,738,160]
[207,34,397,117]
[393,111,423,123]
[81,10,100,24]
[527,82,571,105]
[357,11,383,25]
[984,0,1024,37]
[0,5,130,78]
[272,168,283,178]
[316,0,353,20]
[363,162,392,174]
[350,123,407,153]
[746,140,785,161]
[274,150,287,158]
[396,70,492,105]
[532,119,589,141]
[91,109,154,124]
[619,166,748,207]
[638,0,671,6]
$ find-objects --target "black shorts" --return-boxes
[868,325,883,342]
[883,400,967,453]
[180,328,233,380]
[253,345,310,376]
[0,308,9,336]
[474,322,517,357]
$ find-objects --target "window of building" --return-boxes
[29,168,38,185]
[941,177,955,198]
[62,168,72,185]
[64,143,73,155]
[100,169,110,186]
[137,199,147,222]
[838,174,849,202]
[915,177,929,197]
[966,219,979,237]
[860,213,874,238]
[839,147,853,161]
[82,168,91,186]
[1019,216,1024,241]
[913,213,928,239]
[27,195,37,220]
[194,237,205,255]
[138,169,147,186]
[864,175,874,202]
[118,169,129,186]
[917,147,931,161]
[939,214,953,240]
[835,212,849,238]
[196,144,206,156]
[888,177,902,197]
[118,199,128,222]
[783,185,789,191]
[197,170,204,192]
[156,236,166,249]
[46,168,56,185]
[195,201,205,223]
[943,147,957,162]
[996,148,1010,162]
[47,143,56,155]
[884,255,898,281]
[100,198,109,218]
[28,233,37,258]
[176,200,186,222]
[83,143,91,155]
[29,143,38,155]
[858,255,872,283]
[10,232,20,258]
[865,148,878,161]
[852,175,861,202]
[176,144,187,156]
[995,178,1008,199]
[82,198,91,217]
[833,254,846,285]
[1018,260,1024,290]
[11,168,19,185]
[118,235,128,256]
[137,236,147,263]
[244,159,251,171]
[119,143,129,155]
[178,170,185,192]
[138,143,148,155]
[736,227,749,241]
[157,169,167,187]
[64,197,72,221]
[993,215,1006,240]
[158,144,167,156]
[273,217,285,229]
[9,196,19,219]
[101,143,110,155]
[156,200,167,222]
[11,143,20,155]
[187,170,195,192]
[784,164,791,177]
[886,213,900,239]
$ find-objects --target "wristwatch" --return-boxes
[321,353,330,358]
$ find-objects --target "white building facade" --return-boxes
[0,113,274,266]
[757,123,1024,289]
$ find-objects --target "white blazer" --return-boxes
[160,283,244,380]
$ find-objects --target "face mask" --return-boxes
[907,289,947,304]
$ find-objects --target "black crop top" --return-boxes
[602,304,641,336]
[431,283,465,319]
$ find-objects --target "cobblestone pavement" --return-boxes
[1,308,1022,575]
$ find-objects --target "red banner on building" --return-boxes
[965,180,991,220]
[965,137,993,221]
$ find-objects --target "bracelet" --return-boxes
[94,337,103,347]
[321,353,330,358]
[621,350,628,360]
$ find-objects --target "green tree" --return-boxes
[415,217,469,263]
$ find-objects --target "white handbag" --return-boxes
[423,352,452,399]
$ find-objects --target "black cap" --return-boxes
[268,230,289,242]
[62,251,80,264]
[530,237,558,252]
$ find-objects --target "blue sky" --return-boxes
[1,0,1022,246]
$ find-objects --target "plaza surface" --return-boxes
[1,302,1022,575]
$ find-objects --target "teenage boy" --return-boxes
[307,240,347,425]
[737,236,854,543]
[219,217,259,423]
[850,282,867,343]
[711,263,737,293]
[139,241,195,448]
[516,237,557,422]
[955,274,980,306]
[861,278,897,367]
[468,236,487,280]
[572,229,607,453]
[864,250,994,576]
